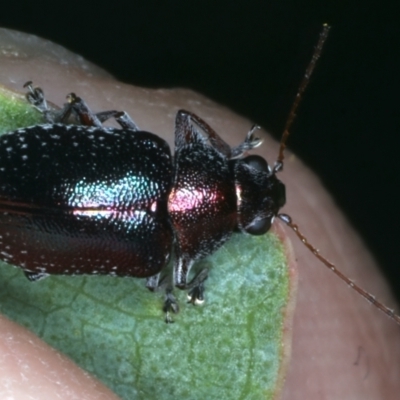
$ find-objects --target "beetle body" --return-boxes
[0,89,285,312]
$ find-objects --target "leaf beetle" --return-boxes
[0,74,286,322]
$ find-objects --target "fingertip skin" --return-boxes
[0,315,121,400]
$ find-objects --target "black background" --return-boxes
[1,1,399,300]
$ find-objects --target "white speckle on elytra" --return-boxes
[6,147,12,152]
[22,155,28,160]
[1,251,13,258]
[73,142,79,147]
[20,250,28,254]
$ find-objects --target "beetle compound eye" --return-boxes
[243,155,269,172]
[245,217,272,235]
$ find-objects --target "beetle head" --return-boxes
[233,155,285,235]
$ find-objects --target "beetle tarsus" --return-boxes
[187,281,205,305]
[23,270,49,282]
[145,273,161,291]
[184,268,209,305]
[24,81,53,121]
[231,125,263,158]
[163,289,179,323]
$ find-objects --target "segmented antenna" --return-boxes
[276,24,400,325]
[276,23,330,168]
[279,214,400,325]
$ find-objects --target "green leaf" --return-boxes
[0,85,44,132]
[0,87,291,400]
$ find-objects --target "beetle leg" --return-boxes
[64,93,103,127]
[174,254,209,304]
[146,274,180,323]
[64,93,140,129]
[175,110,232,157]
[95,111,140,131]
[175,110,262,159]
[146,273,179,322]
[65,97,140,129]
